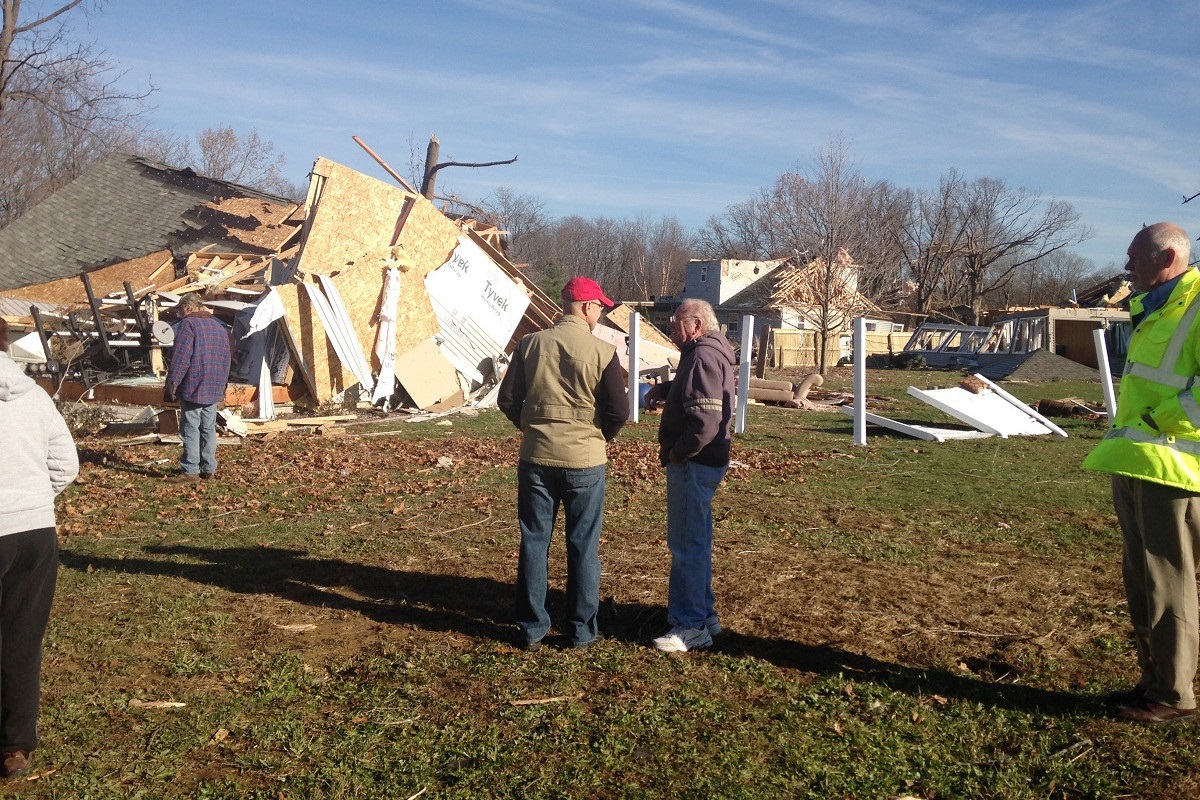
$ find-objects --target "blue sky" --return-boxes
[74,0,1199,270]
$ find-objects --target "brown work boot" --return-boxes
[2,750,30,778]
[166,472,200,484]
[1115,699,1197,725]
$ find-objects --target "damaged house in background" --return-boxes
[642,250,902,369]
[896,271,1132,381]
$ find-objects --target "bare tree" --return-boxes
[899,169,973,315]
[695,195,773,260]
[126,127,192,166]
[195,126,300,199]
[852,180,911,309]
[761,137,868,373]
[0,0,151,224]
[955,177,1090,323]
[479,185,549,265]
[1002,249,1102,307]
[547,215,625,295]
[618,215,689,300]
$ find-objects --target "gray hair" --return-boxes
[178,294,205,312]
[677,298,719,334]
[1142,223,1192,266]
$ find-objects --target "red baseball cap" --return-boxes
[562,276,615,308]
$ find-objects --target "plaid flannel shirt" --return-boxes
[167,312,232,406]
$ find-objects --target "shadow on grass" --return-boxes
[710,632,1091,717]
[75,446,172,477]
[61,544,518,641]
[62,544,1091,717]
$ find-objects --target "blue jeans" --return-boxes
[515,461,606,646]
[179,400,218,476]
[666,460,727,629]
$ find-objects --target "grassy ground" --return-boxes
[11,367,1199,798]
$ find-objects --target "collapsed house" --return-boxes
[0,153,578,416]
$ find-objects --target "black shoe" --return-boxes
[520,637,542,652]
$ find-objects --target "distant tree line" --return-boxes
[469,137,1099,322]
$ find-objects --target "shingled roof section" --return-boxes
[0,152,298,292]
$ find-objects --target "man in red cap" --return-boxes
[498,276,627,650]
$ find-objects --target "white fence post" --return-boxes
[1093,326,1117,423]
[627,311,640,423]
[854,316,867,446]
[736,315,753,434]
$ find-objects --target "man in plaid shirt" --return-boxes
[165,294,232,482]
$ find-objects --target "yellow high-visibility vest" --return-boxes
[1084,268,1200,491]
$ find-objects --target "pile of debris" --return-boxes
[0,154,579,429]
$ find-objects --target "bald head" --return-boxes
[1127,222,1192,292]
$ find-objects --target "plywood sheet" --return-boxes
[592,323,677,375]
[285,158,565,402]
[604,304,678,352]
[298,158,463,365]
[274,281,350,402]
[394,337,460,409]
[6,249,173,306]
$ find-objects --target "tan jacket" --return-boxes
[498,315,625,468]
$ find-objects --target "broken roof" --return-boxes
[0,153,299,292]
[720,253,883,319]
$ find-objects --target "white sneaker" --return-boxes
[653,626,713,652]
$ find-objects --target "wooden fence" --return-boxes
[770,329,909,368]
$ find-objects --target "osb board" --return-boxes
[298,158,455,361]
[274,281,351,403]
[604,304,679,353]
[6,249,173,305]
[394,336,460,409]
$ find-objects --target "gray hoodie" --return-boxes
[0,353,79,536]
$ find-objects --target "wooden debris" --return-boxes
[283,415,358,426]
[129,699,186,709]
[508,693,584,707]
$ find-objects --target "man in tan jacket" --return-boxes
[498,276,627,650]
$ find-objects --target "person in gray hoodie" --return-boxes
[647,298,736,652]
[0,318,79,778]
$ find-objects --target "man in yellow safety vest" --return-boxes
[1084,222,1200,724]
